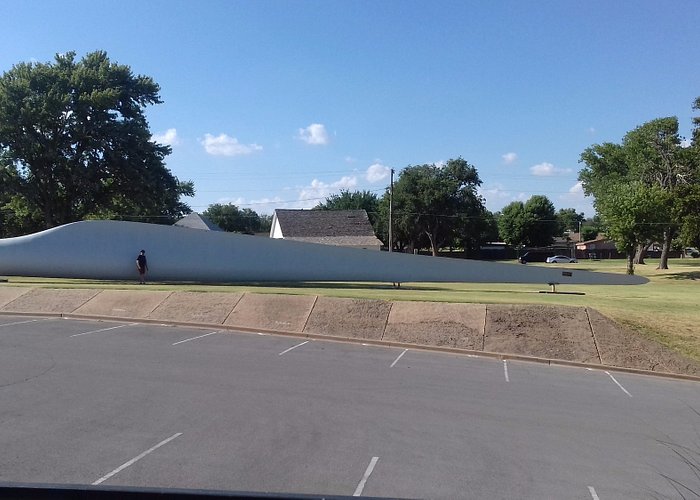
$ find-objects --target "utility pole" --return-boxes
[389,168,394,252]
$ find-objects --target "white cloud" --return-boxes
[681,138,692,148]
[587,127,596,135]
[153,128,180,146]
[296,175,358,208]
[298,123,329,145]
[559,181,594,217]
[530,162,572,176]
[220,196,284,215]
[502,152,517,165]
[215,196,245,206]
[201,133,263,156]
[478,183,528,211]
[344,156,357,163]
[365,163,391,183]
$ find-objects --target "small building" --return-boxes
[270,209,383,250]
[174,213,223,232]
[575,236,621,259]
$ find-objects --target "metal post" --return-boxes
[389,168,394,252]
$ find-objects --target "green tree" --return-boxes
[315,189,380,228]
[556,208,585,235]
[622,117,694,269]
[580,226,599,242]
[386,158,485,256]
[259,213,273,234]
[457,209,499,258]
[524,195,558,246]
[579,141,652,264]
[595,182,668,274]
[203,203,263,234]
[693,96,700,144]
[0,51,192,232]
[497,201,528,251]
[497,195,558,251]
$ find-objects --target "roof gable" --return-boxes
[273,209,377,238]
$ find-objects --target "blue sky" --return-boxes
[2,1,699,217]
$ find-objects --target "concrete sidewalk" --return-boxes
[1,286,698,379]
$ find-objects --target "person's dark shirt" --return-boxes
[137,254,147,270]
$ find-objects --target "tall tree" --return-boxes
[497,195,558,251]
[524,195,558,246]
[693,96,700,145]
[387,158,485,256]
[578,119,700,268]
[203,203,264,234]
[315,189,380,228]
[0,51,192,232]
[556,208,585,235]
[497,201,528,251]
[623,117,693,269]
[595,182,668,274]
[457,209,499,258]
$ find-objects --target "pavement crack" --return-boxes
[0,355,57,390]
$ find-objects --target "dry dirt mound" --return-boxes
[484,304,600,364]
[150,291,243,324]
[4,288,99,313]
[384,301,485,349]
[587,308,700,376]
[304,296,391,340]
[225,293,316,332]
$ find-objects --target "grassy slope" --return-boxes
[7,258,700,360]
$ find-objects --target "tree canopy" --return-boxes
[0,51,193,234]
[379,158,486,256]
[497,195,559,250]
[579,112,700,270]
[203,203,266,234]
[556,208,585,234]
[314,189,380,227]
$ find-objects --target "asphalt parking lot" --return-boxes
[1,315,699,499]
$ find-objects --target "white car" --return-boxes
[546,255,577,263]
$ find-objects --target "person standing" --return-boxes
[136,250,148,284]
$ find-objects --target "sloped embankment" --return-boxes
[1,287,698,377]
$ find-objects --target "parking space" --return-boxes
[0,315,698,498]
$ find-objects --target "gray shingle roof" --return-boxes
[174,213,223,231]
[274,209,381,246]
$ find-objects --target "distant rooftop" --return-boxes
[271,209,382,247]
[174,213,223,231]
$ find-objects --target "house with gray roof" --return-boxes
[270,209,383,250]
[174,213,223,231]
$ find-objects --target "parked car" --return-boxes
[685,247,699,258]
[546,255,577,263]
[518,251,552,264]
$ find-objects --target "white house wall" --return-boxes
[0,220,648,285]
[270,215,283,239]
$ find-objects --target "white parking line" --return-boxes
[92,432,182,485]
[390,349,408,368]
[503,360,510,382]
[353,456,379,496]
[605,371,632,397]
[70,324,134,337]
[278,340,309,356]
[0,318,47,328]
[172,331,219,346]
[588,485,600,500]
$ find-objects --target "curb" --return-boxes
[3,310,699,383]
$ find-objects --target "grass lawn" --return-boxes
[5,257,700,361]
